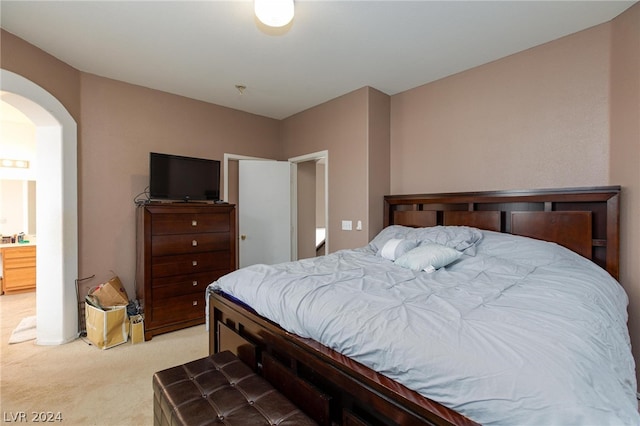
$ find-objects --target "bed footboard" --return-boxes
[209,289,478,426]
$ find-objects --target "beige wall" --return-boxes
[1,30,81,120]
[281,87,371,251]
[316,161,326,228]
[390,24,611,193]
[296,160,316,259]
[390,5,640,386]
[611,2,640,385]
[77,74,280,294]
[281,87,389,250]
[367,88,391,240]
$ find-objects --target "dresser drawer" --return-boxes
[151,293,205,326]
[152,233,230,256]
[4,268,36,287]
[3,245,36,261]
[4,255,36,269]
[151,271,223,300]
[151,213,230,235]
[151,251,231,277]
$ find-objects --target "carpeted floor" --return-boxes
[0,291,208,425]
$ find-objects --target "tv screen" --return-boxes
[149,152,220,202]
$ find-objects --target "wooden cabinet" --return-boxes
[1,245,36,294]
[136,203,236,340]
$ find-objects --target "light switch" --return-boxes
[356,220,362,231]
[341,220,352,231]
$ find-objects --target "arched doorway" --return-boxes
[1,69,78,344]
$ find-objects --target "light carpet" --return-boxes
[1,291,209,425]
[8,315,37,344]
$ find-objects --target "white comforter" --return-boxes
[210,226,639,425]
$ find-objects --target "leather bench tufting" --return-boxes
[153,350,317,426]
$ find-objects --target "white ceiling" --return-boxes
[1,1,635,120]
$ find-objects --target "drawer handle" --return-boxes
[192,240,198,247]
[192,260,198,267]
[192,301,198,306]
[192,280,198,286]
[192,220,197,226]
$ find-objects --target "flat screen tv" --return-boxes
[149,152,221,202]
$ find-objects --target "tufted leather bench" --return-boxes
[153,351,317,426]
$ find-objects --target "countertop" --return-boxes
[0,241,36,249]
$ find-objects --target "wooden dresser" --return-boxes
[136,203,236,340]
[1,244,36,294]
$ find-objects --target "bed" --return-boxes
[207,186,638,425]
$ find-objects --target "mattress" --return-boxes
[209,226,639,425]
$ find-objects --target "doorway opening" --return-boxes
[0,100,37,301]
[1,69,78,345]
[289,151,328,260]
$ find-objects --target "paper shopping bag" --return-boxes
[85,302,129,349]
[129,314,145,344]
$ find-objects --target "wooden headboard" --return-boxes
[384,186,621,279]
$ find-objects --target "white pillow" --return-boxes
[378,238,419,261]
[369,225,414,251]
[405,226,483,255]
[394,243,462,272]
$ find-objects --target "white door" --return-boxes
[239,160,292,268]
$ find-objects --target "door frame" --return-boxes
[288,150,329,256]
[1,69,79,345]
[222,153,270,203]
[223,150,329,264]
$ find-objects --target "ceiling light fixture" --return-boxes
[254,0,294,28]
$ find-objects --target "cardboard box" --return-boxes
[89,276,129,308]
[85,302,129,349]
